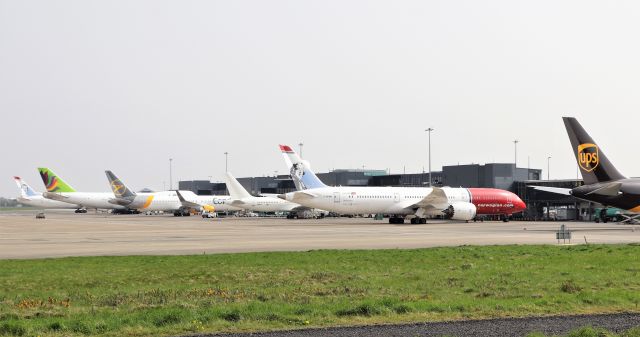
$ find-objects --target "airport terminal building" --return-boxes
[180,163,595,221]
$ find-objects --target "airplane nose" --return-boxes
[515,197,527,211]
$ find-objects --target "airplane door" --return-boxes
[394,192,400,202]
[333,192,340,204]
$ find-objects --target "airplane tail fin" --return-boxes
[105,170,136,198]
[13,177,39,197]
[279,144,327,190]
[563,117,626,185]
[225,172,252,199]
[37,168,77,192]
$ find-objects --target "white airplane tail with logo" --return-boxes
[279,145,327,190]
[14,177,39,198]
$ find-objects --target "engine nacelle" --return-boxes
[444,202,477,221]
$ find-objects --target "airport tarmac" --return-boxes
[0,210,639,259]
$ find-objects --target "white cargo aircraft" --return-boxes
[13,176,81,210]
[278,145,527,224]
[105,170,242,215]
[224,172,307,214]
[39,167,126,212]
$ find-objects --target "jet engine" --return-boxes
[443,202,477,221]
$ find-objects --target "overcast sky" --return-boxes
[1,0,640,196]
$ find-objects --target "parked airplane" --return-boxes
[532,117,640,223]
[106,170,242,215]
[39,167,127,212]
[105,170,238,216]
[278,145,526,223]
[13,176,81,210]
[224,172,309,215]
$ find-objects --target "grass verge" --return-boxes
[528,326,640,337]
[1,244,640,336]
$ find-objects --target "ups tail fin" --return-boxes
[37,168,77,192]
[225,172,252,199]
[14,177,39,197]
[105,170,136,198]
[279,144,327,190]
[563,117,625,185]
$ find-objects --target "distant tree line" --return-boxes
[0,197,19,207]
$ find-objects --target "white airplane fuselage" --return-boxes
[17,195,79,209]
[127,191,241,212]
[284,186,526,216]
[45,191,241,212]
[43,192,125,209]
[233,195,301,213]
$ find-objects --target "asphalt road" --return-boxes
[203,313,640,337]
[0,210,639,259]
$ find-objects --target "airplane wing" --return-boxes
[175,190,205,208]
[413,187,450,209]
[528,186,572,196]
[175,191,216,212]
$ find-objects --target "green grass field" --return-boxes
[1,244,640,336]
[529,326,640,337]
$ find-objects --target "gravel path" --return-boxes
[197,313,640,337]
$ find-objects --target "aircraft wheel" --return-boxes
[420,218,427,224]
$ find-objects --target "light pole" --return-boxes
[298,142,304,158]
[547,156,552,180]
[169,158,173,190]
[425,128,434,187]
[513,140,519,167]
[224,152,229,172]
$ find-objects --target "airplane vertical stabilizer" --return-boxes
[563,117,626,185]
[225,172,252,199]
[105,170,137,198]
[279,145,327,190]
[14,177,39,197]
[37,168,77,192]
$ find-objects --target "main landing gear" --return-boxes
[74,209,87,213]
[389,216,405,224]
[501,214,510,222]
[410,217,427,224]
[173,209,191,217]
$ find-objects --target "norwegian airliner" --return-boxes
[278,145,526,223]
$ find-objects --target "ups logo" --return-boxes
[577,143,599,172]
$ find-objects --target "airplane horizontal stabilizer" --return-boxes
[43,192,69,201]
[528,186,572,196]
[108,198,133,206]
[585,182,622,196]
